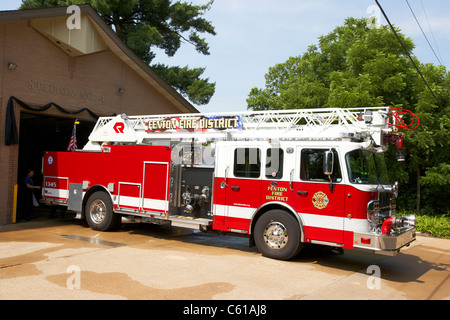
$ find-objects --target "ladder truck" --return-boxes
[41,107,417,260]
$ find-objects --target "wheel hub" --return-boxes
[89,199,107,224]
[263,221,288,249]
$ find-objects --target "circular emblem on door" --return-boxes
[312,191,329,209]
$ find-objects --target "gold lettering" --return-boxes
[267,186,288,192]
[265,195,288,202]
[218,118,225,128]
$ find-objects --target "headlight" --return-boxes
[367,200,380,222]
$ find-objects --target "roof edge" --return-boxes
[0,4,199,114]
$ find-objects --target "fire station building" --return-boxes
[0,5,198,224]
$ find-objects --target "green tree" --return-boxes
[248,18,450,215]
[20,0,216,105]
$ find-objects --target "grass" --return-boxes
[415,214,450,239]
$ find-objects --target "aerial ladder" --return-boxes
[83,106,406,151]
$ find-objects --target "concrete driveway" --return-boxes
[0,216,449,300]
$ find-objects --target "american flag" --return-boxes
[66,122,78,151]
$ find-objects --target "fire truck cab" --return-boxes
[42,107,416,260]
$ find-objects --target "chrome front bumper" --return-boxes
[353,227,416,256]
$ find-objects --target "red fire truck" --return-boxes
[41,107,417,260]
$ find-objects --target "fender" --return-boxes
[81,184,114,219]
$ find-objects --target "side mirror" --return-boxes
[323,150,334,176]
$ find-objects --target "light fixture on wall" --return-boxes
[8,62,17,70]
[118,88,125,94]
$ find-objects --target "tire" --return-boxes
[85,191,121,231]
[254,210,303,260]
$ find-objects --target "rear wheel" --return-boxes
[254,210,303,260]
[85,191,121,231]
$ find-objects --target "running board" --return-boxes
[115,210,212,230]
[310,240,343,247]
[169,215,212,230]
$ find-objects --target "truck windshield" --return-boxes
[346,150,390,185]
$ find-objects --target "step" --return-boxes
[169,215,212,230]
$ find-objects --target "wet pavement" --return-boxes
[0,212,449,300]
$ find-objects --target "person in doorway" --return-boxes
[23,169,41,220]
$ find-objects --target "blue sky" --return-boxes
[3,0,450,113]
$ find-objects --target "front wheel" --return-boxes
[254,210,303,260]
[85,191,121,231]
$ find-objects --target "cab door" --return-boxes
[224,147,262,232]
[212,143,230,230]
[260,146,291,206]
[213,145,263,232]
[293,148,345,245]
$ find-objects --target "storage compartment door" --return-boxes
[142,162,170,213]
[43,176,69,201]
[117,182,141,212]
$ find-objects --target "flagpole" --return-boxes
[67,119,80,151]
[74,119,79,139]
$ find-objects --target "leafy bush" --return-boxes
[415,214,450,239]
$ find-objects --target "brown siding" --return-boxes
[0,20,190,224]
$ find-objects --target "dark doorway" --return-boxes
[16,112,95,219]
